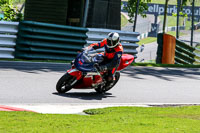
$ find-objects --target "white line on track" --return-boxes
[2,103,199,114]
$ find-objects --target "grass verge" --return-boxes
[138,31,186,45]
[1,106,200,132]
[138,37,157,45]
[159,16,199,30]
[132,63,200,68]
[166,31,186,37]
[121,14,128,27]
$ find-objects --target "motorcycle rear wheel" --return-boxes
[56,73,76,93]
[95,72,120,93]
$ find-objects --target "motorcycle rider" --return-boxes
[84,32,123,88]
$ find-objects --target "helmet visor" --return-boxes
[107,39,113,47]
[107,38,119,48]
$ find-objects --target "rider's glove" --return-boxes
[82,46,93,53]
[94,64,107,72]
[98,65,107,72]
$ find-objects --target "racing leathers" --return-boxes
[88,38,123,83]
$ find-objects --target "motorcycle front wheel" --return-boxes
[95,72,120,93]
[56,73,76,93]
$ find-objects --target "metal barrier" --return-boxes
[175,39,196,64]
[156,33,200,65]
[1,21,139,61]
[86,28,140,57]
[15,21,88,61]
[0,21,19,58]
[194,22,200,30]
[176,39,200,65]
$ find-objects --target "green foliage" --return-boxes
[124,0,152,23]
[124,0,198,23]
[1,106,200,132]
[0,0,7,5]
[0,0,23,21]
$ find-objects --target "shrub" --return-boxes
[0,0,23,21]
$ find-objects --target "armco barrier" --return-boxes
[176,39,200,65]
[15,21,88,61]
[86,28,140,57]
[156,33,200,65]
[0,21,19,58]
[175,39,196,64]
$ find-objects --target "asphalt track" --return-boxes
[0,61,200,113]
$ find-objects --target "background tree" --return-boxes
[125,0,195,33]
[124,0,152,23]
[162,0,197,33]
[0,0,23,21]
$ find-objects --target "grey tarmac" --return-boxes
[0,61,200,113]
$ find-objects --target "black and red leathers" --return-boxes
[89,38,123,80]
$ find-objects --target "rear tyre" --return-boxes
[56,73,76,93]
[95,72,120,93]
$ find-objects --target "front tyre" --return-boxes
[56,73,76,93]
[95,72,120,93]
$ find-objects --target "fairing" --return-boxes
[74,53,96,72]
[117,54,134,71]
[69,52,134,89]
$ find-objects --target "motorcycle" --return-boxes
[56,49,134,93]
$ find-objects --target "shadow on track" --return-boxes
[122,66,200,81]
[1,61,200,81]
[52,92,115,100]
[0,61,70,73]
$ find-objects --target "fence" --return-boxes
[1,21,140,61]
[86,28,140,58]
[15,21,88,61]
[0,21,19,58]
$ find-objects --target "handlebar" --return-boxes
[82,48,97,63]
[82,52,92,62]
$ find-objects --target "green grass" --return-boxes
[132,62,200,68]
[166,31,177,36]
[159,16,197,29]
[138,37,157,45]
[138,31,186,45]
[1,106,200,132]
[121,14,128,27]
[159,16,177,27]
[151,0,176,4]
[166,31,186,37]
[195,46,200,55]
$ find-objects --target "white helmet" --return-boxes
[107,32,120,48]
